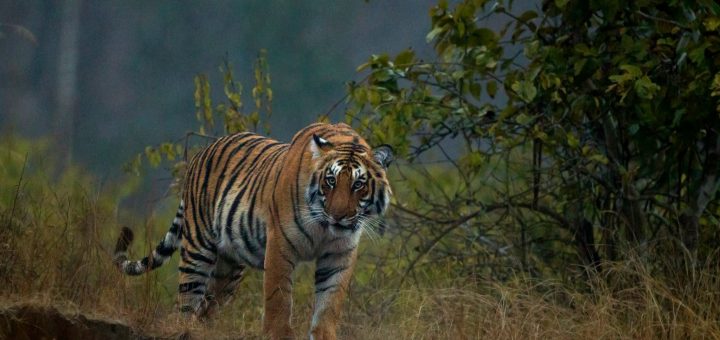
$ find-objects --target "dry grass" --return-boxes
[338,265,720,340]
[1,139,719,339]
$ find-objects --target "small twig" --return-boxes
[7,153,28,229]
[181,131,218,162]
[320,73,371,119]
[185,131,218,141]
[635,10,688,29]
[320,92,350,120]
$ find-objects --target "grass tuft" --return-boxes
[1,137,718,339]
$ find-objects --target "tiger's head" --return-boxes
[305,133,393,234]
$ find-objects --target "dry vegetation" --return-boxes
[2,139,719,340]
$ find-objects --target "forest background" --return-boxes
[1,1,719,339]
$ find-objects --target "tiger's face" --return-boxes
[305,134,393,233]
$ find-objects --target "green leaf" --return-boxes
[609,64,642,84]
[123,154,143,176]
[475,28,497,46]
[372,69,393,82]
[368,89,381,106]
[356,62,371,72]
[487,80,498,98]
[620,64,642,77]
[460,151,484,170]
[628,123,639,135]
[574,58,587,76]
[394,49,416,68]
[589,154,609,164]
[160,143,176,161]
[567,132,579,148]
[689,42,710,64]
[426,26,445,43]
[672,109,685,126]
[475,49,497,69]
[711,72,720,96]
[515,113,534,125]
[370,54,390,67]
[511,80,537,102]
[634,76,660,99]
[574,43,594,57]
[145,146,162,167]
[457,21,465,36]
[524,40,540,58]
[518,10,538,22]
[703,17,720,31]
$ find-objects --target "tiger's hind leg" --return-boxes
[205,255,246,317]
[177,242,217,319]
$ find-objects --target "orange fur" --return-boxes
[115,123,393,339]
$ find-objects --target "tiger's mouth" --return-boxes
[306,201,362,232]
[333,222,358,231]
[320,218,359,232]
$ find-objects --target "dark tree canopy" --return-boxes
[346,0,720,278]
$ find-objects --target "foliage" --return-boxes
[347,0,720,280]
[4,2,720,337]
[2,134,720,338]
[0,135,139,304]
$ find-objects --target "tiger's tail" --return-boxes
[113,200,185,275]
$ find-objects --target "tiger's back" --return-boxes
[185,132,287,269]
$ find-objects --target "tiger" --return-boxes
[113,122,393,340]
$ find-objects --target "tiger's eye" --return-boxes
[352,181,364,190]
[326,177,336,187]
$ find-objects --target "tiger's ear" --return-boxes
[310,134,334,159]
[373,144,394,169]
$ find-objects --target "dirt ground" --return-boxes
[0,304,171,340]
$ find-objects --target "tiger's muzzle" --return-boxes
[325,215,359,231]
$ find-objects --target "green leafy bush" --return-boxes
[347,0,720,281]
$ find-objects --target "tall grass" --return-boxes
[1,136,718,339]
[337,255,720,340]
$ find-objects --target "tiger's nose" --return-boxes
[332,213,347,222]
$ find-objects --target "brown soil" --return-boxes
[0,304,167,340]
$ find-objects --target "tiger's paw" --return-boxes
[309,326,336,340]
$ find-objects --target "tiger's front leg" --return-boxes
[309,248,358,340]
[263,228,297,339]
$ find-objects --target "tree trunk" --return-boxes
[681,131,720,260]
[575,218,602,272]
[602,114,647,246]
[55,0,82,168]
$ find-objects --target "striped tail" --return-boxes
[113,200,185,275]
